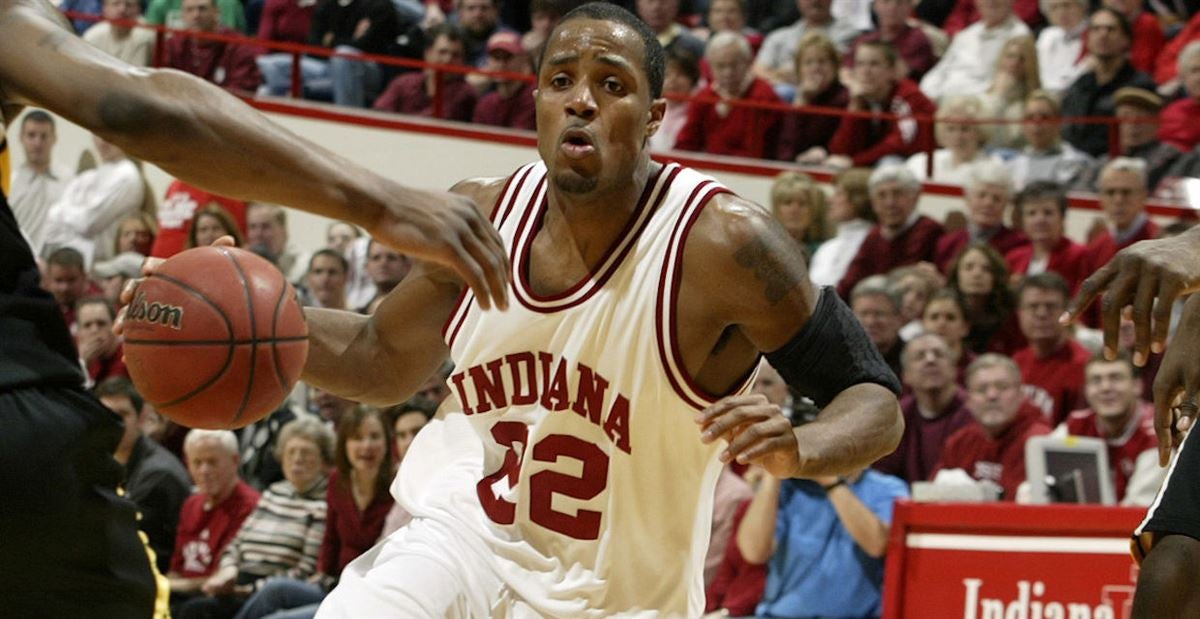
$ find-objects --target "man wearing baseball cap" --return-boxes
[472,31,536,130]
[1075,86,1182,192]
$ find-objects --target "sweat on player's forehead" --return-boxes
[546,21,643,63]
[545,50,638,73]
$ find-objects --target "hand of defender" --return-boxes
[1151,294,1200,466]
[112,236,236,336]
[697,394,800,478]
[371,189,510,311]
[1062,226,1200,366]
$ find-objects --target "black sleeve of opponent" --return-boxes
[764,286,901,408]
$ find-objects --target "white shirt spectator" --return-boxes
[9,162,67,256]
[1036,23,1088,94]
[43,158,145,267]
[756,18,862,78]
[83,22,156,66]
[1010,143,1094,189]
[919,16,1031,102]
[832,0,873,31]
[808,218,873,288]
[906,150,994,186]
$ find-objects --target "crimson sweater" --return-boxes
[934,226,1029,274]
[837,216,945,298]
[1004,237,1091,295]
[1013,338,1091,426]
[674,78,783,159]
[935,403,1052,500]
[828,80,936,167]
[317,471,394,576]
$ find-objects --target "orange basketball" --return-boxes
[123,246,309,429]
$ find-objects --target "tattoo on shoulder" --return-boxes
[733,237,802,306]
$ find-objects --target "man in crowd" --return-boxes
[1012,273,1090,424]
[44,247,91,333]
[837,164,944,298]
[934,160,1028,273]
[845,0,936,81]
[359,239,412,313]
[456,0,511,67]
[471,31,536,131]
[1005,180,1091,293]
[1075,87,1182,193]
[851,279,907,380]
[245,203,308,283]
[752,0,860,99]
[82,0,156,67]
[96,378,193,574]
[373,23,478,121]
[168,430,261,605]
[935,354,1052,500]
[8,110,65,256]
[76,297,128,385]
[637,0,706,59]
[164,0,260,92]
[919,0,1030,102]
[875,333,973,485]
[1084,158,1159,280]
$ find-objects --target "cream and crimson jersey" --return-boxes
[439,161,759,616]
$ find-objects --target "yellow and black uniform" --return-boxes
[0,132,156,617]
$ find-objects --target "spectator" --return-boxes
[59,0,103,34]
[308,387,356,424]
[232,408,395,619]
[752,0,861,100]
[875,333,973,484]
[257,0,315,46]
[1060,355,1165,505]
[837,163,944,298]
[777,32,850,164]
[96,377,192,574]
[768,171,831,259]
[42,134,146,267]
[152,180,247,258]
[920,0,1031,102]
[1084,157,1160,279]
[948,242,1021,354]
[1159,42,1200,153]
[1005,181,1090,293]
[1152,7,1200,87]
[648,47,700,152]
[921,288,975,384]
[113,213,156,256]
[1075,87,1182,193]
[82,0,156,66]
[176,418,331,619]
[1036,0,1089,94]
[845,0,937,81]
[301,249,349,310]
[186,204,245,249]
[1104,0,1164,75]
[471,31,536,130]
[373,23,478,121]
[906,95,995,186]
[704,493,766,617]
[245,203,308,283]
[1012,273,1090,424]
[942,0,1043,34]
[675,32,782,159]
[378,399,435,538]
[851,278,907,380]
[238,402,301,491]
[163,0,260,92]
[934,354,1052,500]
[1009,90,1095,190]
[91,250,144,307]
[889,264,944,341]
[76,297,127,385]
[738,459,907,618]
[146,0,245,31]
[826,41,936,168]
[455,0,509,67]
[358,239,411,313]
[978,35,1040,150]
[694,0,764,54]
[1060,7,1156,158]
[809,168,875,289]
[44,247,92,333]
[934,161,1028,273]
[168,431,260,607]
[9,110,66,256]
[637,0,706,59]
[521,0,569,53]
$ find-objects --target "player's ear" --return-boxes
[645,97,666,138]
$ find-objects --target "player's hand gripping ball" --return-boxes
[122,246,308,429]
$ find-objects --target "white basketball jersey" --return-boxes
[439,161,760,617]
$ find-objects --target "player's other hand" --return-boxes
[1152,293,1200,466]
[1062,226,1200,365]
[696,394,801,479]
[370,189,510,311]
[113,236,237,336]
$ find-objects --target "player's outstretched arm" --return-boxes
[693,194,903,478]
[0,0,508,309]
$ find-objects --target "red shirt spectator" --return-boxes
[1159,97,1200,152]
[258,0,316,43]
[1005,237,1091,294]
[151,180,247,258]
[775,84,849,162]
[837,216,944,298]
[935,227,1029,274]
[1128,12,1166,75]
[472,82,536,129]
[164,27,261,92]
[936,402,1052,500]
[373,73,478,121]
[88,344,128,383]
[704,500,766,616]
[317,470,393,576]
[674,77,782,159]
[1065,403,1157,502]
[828,79,936,167]
[876,390,973,484]
[171,481,260,578]
[1085,218,1160,275]
[846,26,938,81]
[1014,338,1090,425]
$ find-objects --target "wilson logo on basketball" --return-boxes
[127,290,185,330]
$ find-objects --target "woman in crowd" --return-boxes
[979,35,1040,151]
[778,32,849,164]
[649,47,700,153]
[176,418,333,619]
[186,204,245,249]
[1009,91,1094,190]
[889,264,944,341]
[947,242,1022,354]
[769,171,831,260]
[808,168,875,289]
[112,212,157,256]
[380,399,437,538]
[922,287,975,386]
[1004,180,1089,293]
[905,95,993,185]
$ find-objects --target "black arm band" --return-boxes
[764,286,901,408]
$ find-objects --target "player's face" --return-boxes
[1085,361,1138,419]
[902,335,955,391]
[966,182,1008,229]
[535,19,665,196]
[956,249,995,296]
[922,298,969,345]
[77,303,116,349]
[1020,198,1063,245]
[393,411,429,461]
[46,264,86,307]
[19,120,55,167]
[1017,286,1067,343]
[346,415,388,475]
[281,437,327,493]
[967,365,1023,434]
[186,441,240,498]
[366,243,411,288]
[1097,169,1146,231]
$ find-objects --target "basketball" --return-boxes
[122,246,309,429]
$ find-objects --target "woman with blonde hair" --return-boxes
[808,168,876,288]
[905,94,993,185]
[112,212,157,256]
[769,171,831,259]
[980,35,1041,150]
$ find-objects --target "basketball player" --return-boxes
[285,4,903,616]
[0,0,507,615]
[1064,223,1200,617]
